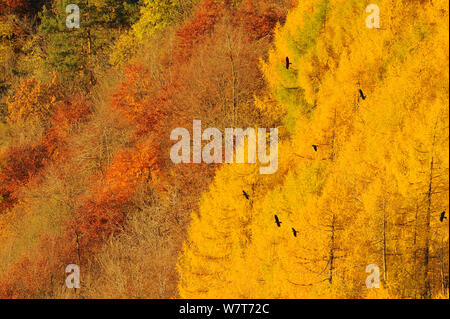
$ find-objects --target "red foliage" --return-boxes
[112,64,166,136]
[0,94,90,211]
[0,143,47,210]
[0,0,29,15]
[43,96,91,162]
[0,233,76,298]
[239,0,289,40]
[71,137,162,254]
[175,0,224,62]
[0,0,292,298]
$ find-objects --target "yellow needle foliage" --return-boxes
[178,0,449,299]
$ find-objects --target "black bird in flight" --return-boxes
[440,211,447,222]
[274,215,282,227]
[312,145,319,152]
[243,191,250,200]
[359,89,367,100]
[292,228,298,237]
[286,57,293,70]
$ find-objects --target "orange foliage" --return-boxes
[43,96,91,162]
[0,0,291,299]
[0,80,90,211]
[0,143,47,210]
[0,0,29,15]
[175,0,224,61]
[71,138,162,254]
[112,64,166,136]
[0,234,76,298]
[239,0,290,40]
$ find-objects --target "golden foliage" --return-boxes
[178,0,449,299]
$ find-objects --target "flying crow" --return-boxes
[292,228,298,237]
[312,145,319,152]
[440,211,447,222]
[286,57,293,70]
[274,215,282,227]
[243,191,250,200]
[359,89,367,100]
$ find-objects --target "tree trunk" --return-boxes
[328,214,335,284]
[422,156,434,299]
[413,204,419,298]
[226,33,238,126]
[383,201,388,284]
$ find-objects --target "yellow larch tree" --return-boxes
[178,0,449,299]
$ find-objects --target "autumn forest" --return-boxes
[0,0,448,299]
